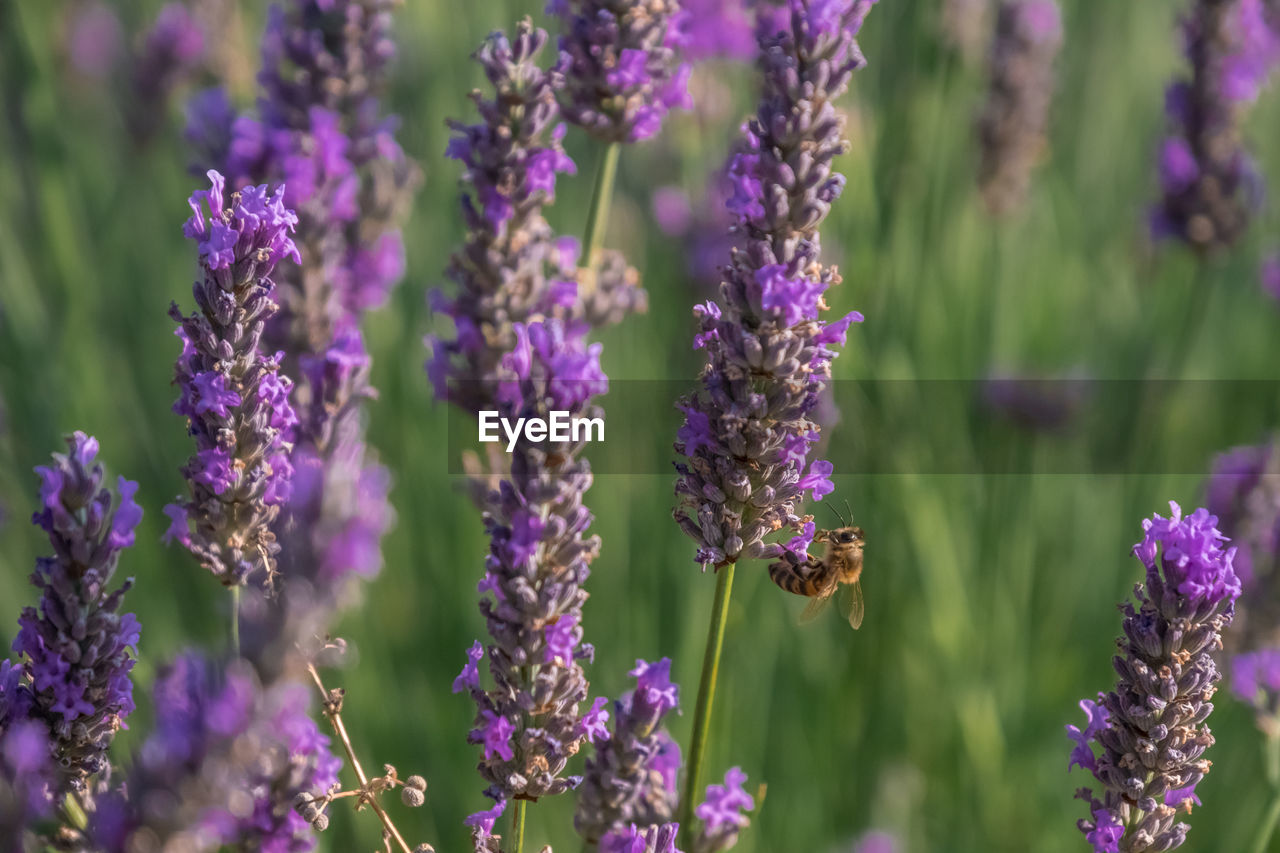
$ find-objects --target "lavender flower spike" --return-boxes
[428,20,646,415]
[1069,502,1240,852]
[575,658,682,842]
[428,21,577,415]
[673,0,872,568]
[548,0,693,143]
[9,432,142,794]
[1150,0,1280,251]
[165,170,300,588]
[453,319,606,802]
[976,0,1063,215]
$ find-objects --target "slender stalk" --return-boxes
[1254,733,1280,853]
[677,562,737,849]
[1124,260,1213,473]
[62,792,88,832]
[511,798,527,853]
[306,664,414,853]
[229,585,241,658]
[580,142,620,278]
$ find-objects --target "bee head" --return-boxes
[836,527,864,545]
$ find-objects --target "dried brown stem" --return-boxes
[306,663,414,853]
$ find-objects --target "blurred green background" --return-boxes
[3,1,1280,851]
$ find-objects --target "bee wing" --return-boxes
[799,593,834,625]
[844,578,864,630]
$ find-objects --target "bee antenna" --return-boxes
[844,499,853,526]
[827,501,847,526]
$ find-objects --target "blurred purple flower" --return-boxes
[601,822,683,853]
[90,652,339,852]
[693,767,753,852]
[976,0,1062,215]
[65,2,123,79]
[1151,0,1280,251]
[1262,254,1280,301]
[678,0,756,61]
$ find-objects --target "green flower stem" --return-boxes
[511,798,528,853]
[581,142,620,276]
[1253,733,1280,853]
[677,562,737,849]
[230,584,241,658]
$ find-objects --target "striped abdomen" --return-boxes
[768,554,836,597]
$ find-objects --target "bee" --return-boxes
[767,503,865,629]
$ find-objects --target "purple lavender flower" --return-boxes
[428,21,578,414]
[673,0,872,569]
[428,21,646,416]
[1069,502,1239,852]
[90,651,340,852]
[976,0,1062,215]
[548,0,693,142]
[601,822,684,853]
[165,170,300,589]
[452,319,607,803]
[1151,0,1280,251]
[692,768,753,853]
[576,658,683,842]
[7,433,141,795]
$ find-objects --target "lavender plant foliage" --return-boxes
[547,0,693,142]
[673,0,872,569]
[1151,0,1280,251]
[601,822,684,853]
[1068,502,1240,853]
[691,767,753,853]
[575,659,682,843]
[452,319,607,806]
[165,171,301,589]
[8,433,142,796]
[976,0,1062,216]
[91,651,340,853]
